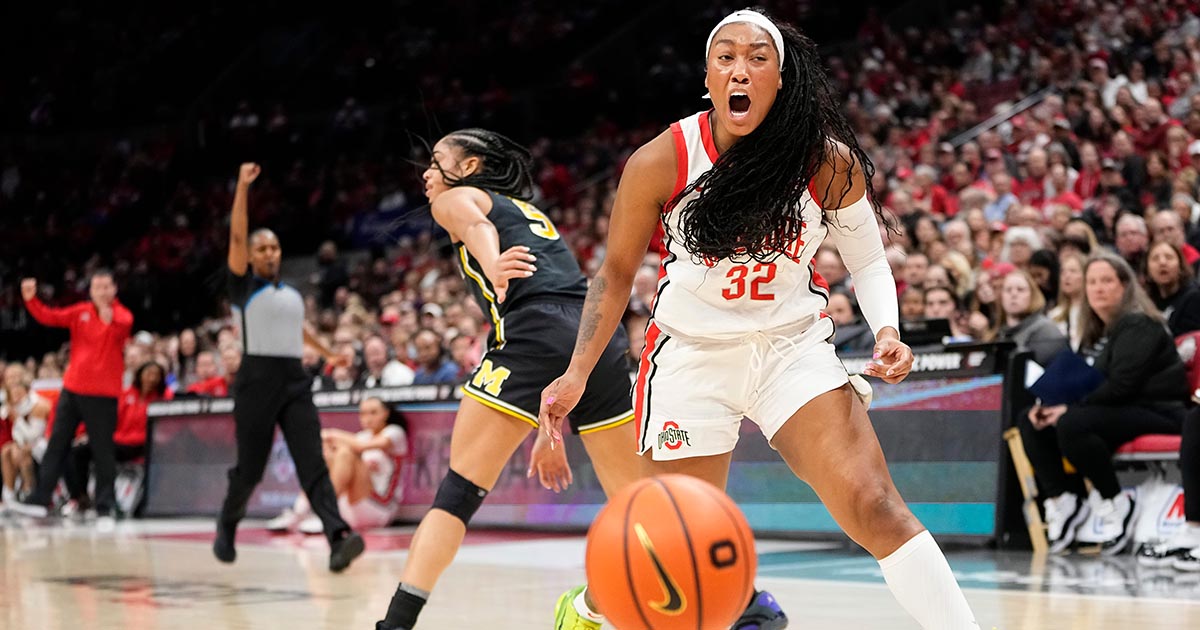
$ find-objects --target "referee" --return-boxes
[213,163,364,572]
[11,270,132,526]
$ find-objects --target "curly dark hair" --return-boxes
[668,9,885,264]
[434,128,536,201]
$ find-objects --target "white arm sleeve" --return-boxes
[823,193,900,338]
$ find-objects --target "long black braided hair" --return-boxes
[669,9,886,264]
[434,128,536,201]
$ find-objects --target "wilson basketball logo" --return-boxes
[658,421,691,450]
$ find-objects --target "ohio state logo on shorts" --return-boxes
[657,421,692,451]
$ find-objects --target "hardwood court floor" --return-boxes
[1,517,1198,629]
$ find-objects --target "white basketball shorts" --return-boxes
[633,315,850,461]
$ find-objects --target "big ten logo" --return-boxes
[471,360,512,396]
[657,421,692,451]
[268,436,296,483]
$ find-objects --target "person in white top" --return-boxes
[1,364,50,506]
[539,9,979,630]
[268,396,408,533]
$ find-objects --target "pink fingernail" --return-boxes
[873,352,881,359]
[546,397,555,404]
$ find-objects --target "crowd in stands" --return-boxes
[4,0,1200,415]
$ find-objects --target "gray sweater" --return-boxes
[1002,313,1070,366]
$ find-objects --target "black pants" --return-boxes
[29,390,118,514]
[218,356,349,543]
[1184,408,1200,522]
[1018,403,1184,500]
[66,443,145,504]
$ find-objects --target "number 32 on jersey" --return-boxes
[722,262,776,301]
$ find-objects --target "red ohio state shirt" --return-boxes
[24,297,133,398]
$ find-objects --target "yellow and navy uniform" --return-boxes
[456,191,633,435]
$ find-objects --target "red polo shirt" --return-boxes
[24,298,133,398]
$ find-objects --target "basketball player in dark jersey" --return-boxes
[375,129,643,630]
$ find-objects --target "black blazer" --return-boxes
[1080,312,1188,407]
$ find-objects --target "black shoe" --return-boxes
[213,520,237,564]
[329,531,365,573]
[732,590,788,630]
[375,623,409,630]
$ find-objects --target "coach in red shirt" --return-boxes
[12,270,132,520]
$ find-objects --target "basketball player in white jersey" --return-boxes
[540,9,979,630]
[267,396,407,533]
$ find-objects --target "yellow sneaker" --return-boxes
[554,585,602,630]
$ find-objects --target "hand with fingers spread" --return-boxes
[861,331,914,384]
[539,371,586,448]
[485,245,537,303]
[527,427,573,493]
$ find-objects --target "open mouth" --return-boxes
[729,93,751,117]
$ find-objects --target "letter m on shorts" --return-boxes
[472,359,512,396]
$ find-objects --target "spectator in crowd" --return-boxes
[186,351,224,396]
[177,328,200,389]
[0,364,50,506]
[899,286,925,323]
[828,290,874,353]
[1145,241,1200,337]
[923,286,973,342]
[1114,213,1150,269]
[1019,253,1188,555]
[411,329,459,385]
[989,269,1068,366]
[268,397,408,533]
[1027,250,1061,310]
[1049,252,1088,351]
[67,361,170,514]
[1001,227,1042,269]
[357,335,415,388]
[1151,210,1200,271]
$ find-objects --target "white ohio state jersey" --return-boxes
[651,110,831,339]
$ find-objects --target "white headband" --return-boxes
[705,10,785,70]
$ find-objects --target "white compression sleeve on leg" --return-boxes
[823,193,899,338]
[878,530,979,630]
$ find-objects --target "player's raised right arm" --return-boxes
[539,133,675,439]
[227,163,260,275]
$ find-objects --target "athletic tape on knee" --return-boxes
[432,468,488,525]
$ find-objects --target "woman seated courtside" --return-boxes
[268,396,408,533]
[1019,252,1188,555]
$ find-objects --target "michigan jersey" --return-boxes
[652,110,831,339]
[455,191,588,349]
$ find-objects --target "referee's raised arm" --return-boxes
[228,163,260,276]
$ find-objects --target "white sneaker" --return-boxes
[8,501,49,518]
[1088,493,1138,556]
[298,515,324,535]
[1044,492,1090,554]
[95,516,116,533]
[267,509,305,533]
[1174,547,1200,572]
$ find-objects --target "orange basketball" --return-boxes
[585,474,757,630]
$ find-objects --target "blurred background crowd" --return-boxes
[3,0,1200,400]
